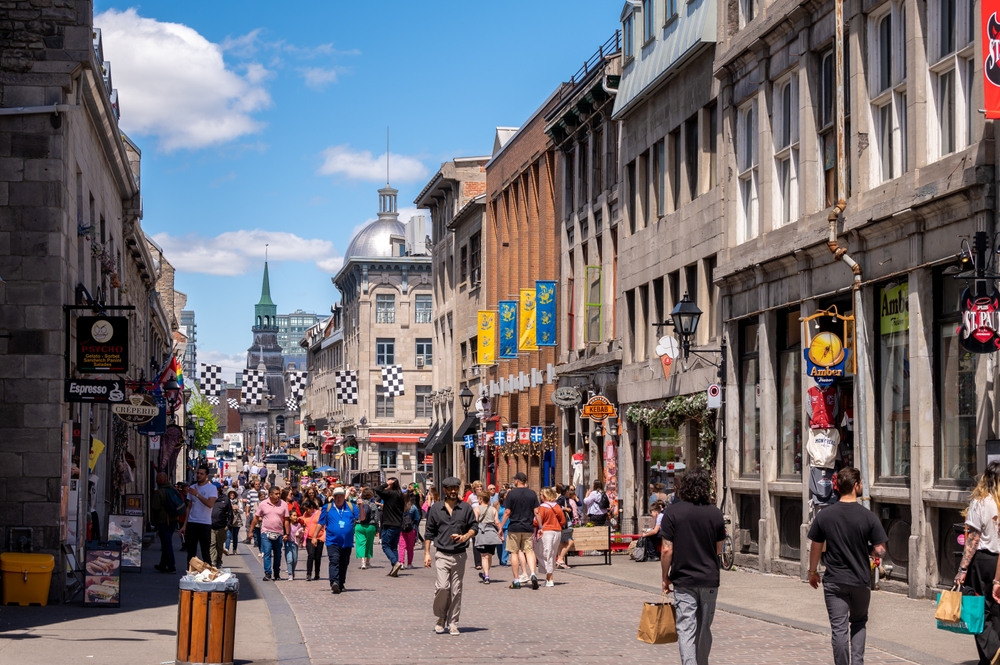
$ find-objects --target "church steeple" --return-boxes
[254,261,277,330]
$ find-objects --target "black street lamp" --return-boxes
[459,386,474,416]
[670,293,703,360]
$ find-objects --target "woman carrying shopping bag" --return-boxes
[956,461,1000,664]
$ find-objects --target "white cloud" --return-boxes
[95,8,272,151]
[150,229,341,276]
[300,67,339,89]
[197,349,247,386]
[318,145,428,183]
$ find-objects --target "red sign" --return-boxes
[985,6,1000,118]
[959,287,1000,353]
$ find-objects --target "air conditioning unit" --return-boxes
[416,357,425,368]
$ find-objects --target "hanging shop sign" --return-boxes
[581,395,617,423]
[111,394,158,425]
[137,395,166,436]
[879,282,909,334]
[64,379,126,403]
[801,306,854,387]
[984,5,1000,118]
[76,316,129,373]
[551,386,582,408]
[804,331,850,387]
[959,287,1000,353]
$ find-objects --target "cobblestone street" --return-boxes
[250,547,923,665]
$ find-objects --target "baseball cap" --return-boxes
[441,476,461,488]
[513,472,527,482]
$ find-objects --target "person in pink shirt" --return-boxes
[249,486,289,581]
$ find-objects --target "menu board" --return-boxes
[108,515,142,570]
[83,541,121,607]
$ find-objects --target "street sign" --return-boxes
[551,386,582,408]
[64,379,126,403]
[76,316,129,373]
[707,383,722,409]
[581,395,617,423]
[111,395,158,424]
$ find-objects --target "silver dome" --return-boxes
[344,217,405,260]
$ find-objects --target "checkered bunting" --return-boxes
[206,395,220,406]
[227,398,240,410]
[199,363,225,397]
[241,369,266,405]
[381,364,404,397]
[334,370,358,404]
[288,371,308,400]
[286,397,299,410]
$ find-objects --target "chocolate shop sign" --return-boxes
[959,287,1000,353]
[76,316,129,373]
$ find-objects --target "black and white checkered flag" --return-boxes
[381,364,404,396]
[288,371,308,400]
[241,369,266,405]
[285,397,299,410]
[199,363,225,397]
[334,370,358,404]
[206,395,220,406]
[227,397,240,410]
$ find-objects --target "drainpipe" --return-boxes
[828,0,870,508]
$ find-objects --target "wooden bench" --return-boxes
[568,525,612,565]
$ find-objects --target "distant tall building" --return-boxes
[180,309,197,380]
[278,309,319,370]
[243,262,288,450]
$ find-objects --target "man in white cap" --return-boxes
[423,477,478,635]
[317,486,358,594]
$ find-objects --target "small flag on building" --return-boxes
[519,427,530,443]
[464,434,475,449]
[506,429,517,444]
[530,426,543,443]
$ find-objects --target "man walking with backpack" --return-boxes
[151,472,184,573]
[377,477,405,577]
[318,487,358,594]
[501,472,540,589]
[808,467,888,665]
[584,480,609,526]
[660,465,726,665]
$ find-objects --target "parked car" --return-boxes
[264,453,307,469]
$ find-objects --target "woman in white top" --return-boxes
[583,480,608,526]
[957,461,1000,663]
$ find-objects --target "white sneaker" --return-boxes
[434,623,445,634]
[288,574,295,581]
[545,580,554,587]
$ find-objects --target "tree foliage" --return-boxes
[188,395,219,450]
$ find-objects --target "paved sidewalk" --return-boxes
[563,557,975,665]
[262,542,924,665]
[0,536,276,665]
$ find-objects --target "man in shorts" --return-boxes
[500,472,540,589]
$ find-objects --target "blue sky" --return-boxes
[93,0,617,381]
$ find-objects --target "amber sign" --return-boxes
[581,395,617,423]
[76,316,129,373]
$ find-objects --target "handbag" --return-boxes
[936,586,985,635]
[637,593,677,644]
[934,586,963,622]
[475,508,502,547]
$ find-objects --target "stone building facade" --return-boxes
[484,99,563,490]
[415,156,489,485]
[331,186,434,487]
[0,2,172,599]
[612,0,725,528]
[712,0,994,597]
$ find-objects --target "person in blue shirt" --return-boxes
[318,486,359,594]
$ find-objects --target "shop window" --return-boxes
[778,497,802,560]
[649,425,682,491]
[873,501,911,581]
[935,271,977,483]
[740,318,761,476]
[876,281,910,481]
[778,309,802,478]
[738,494,761,554]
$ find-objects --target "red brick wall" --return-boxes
[485,94,564,490]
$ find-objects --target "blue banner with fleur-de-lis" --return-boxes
[499,300,518,359]
[535,280,557,347]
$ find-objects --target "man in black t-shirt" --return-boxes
[660,466,725,665]
[377,478,406,577]
[807,467,888,665]
[500,472,540,589]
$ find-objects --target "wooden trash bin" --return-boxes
[176,588,238,665]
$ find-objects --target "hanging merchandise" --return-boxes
[807,385,839,429]
[806,428,839,469]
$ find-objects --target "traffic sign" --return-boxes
[581,395,617,423]
[707,383,722,409]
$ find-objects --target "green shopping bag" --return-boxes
[936,590,985,635]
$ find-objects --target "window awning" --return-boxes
[453,415,478,442]
[420,421,439,448]
[426,419,452,454]
[370,433,426,444]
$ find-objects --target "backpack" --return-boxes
[632,536,647,562]
[162,487,186,519]
[401,508,414,533]
[598,491,610,511]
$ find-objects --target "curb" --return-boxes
[239,549,310,665]
[562,565,955,665]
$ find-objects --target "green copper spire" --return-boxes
[254,261,277,329]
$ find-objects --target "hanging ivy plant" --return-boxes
[626,392,717,470]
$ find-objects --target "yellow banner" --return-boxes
[478,311,497,365]
[519,288,538,352]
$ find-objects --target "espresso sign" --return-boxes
[64,379,126,403]
[77,316,129,373]
[959,287,1000,353]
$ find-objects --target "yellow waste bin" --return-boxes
[1,553,55,606]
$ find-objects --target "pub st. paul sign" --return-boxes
[959,287,1000,353]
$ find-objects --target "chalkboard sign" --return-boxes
[83,540,121,607]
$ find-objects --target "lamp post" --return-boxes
[653,292,729,513]
[458,386,477,485]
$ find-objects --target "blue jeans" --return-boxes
[381,526,401,566]
[497,535,508,566]
[284,542,299,577]
[260,534,283,577]
[156,522,176,570]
